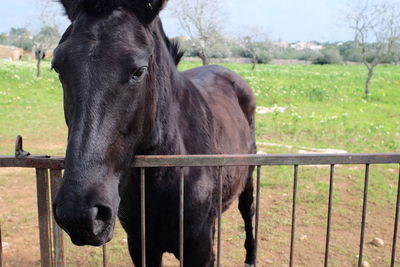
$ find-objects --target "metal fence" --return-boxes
[0,137,399,267]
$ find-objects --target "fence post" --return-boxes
[50,170,65,267]
[289,165,299,267]
[0,224,3,267]
[36,168,53,267]
[140,168,146,267]
[102,244,108,267]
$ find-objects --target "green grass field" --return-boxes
[0,61,399,154]
[0,60,399,266]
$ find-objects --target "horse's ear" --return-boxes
[135,0,168,24]
[58,0,80,21]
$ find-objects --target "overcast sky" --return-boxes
[0,0,368,42]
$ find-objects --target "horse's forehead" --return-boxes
[56,9,151,71]
[74,9,142,42]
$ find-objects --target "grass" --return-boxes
[0,60,399,266]
[181,62,400,153]
[0,60,66,155]
[1,61,399,154]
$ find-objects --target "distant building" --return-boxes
[291,42,323,51]
[272,42,289,49]
[176,36,191,41]
[0,45,24,61]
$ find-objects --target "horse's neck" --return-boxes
[143,30,184,156]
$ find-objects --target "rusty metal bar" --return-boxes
[36,168,52,267]
[254,166,261,267]
[216,166,223,267]
[1,153,400,170]
[0,156,64,169]
[134,153,400,167]
[140,168,146,267]
[50,170,65,267]
[358,164,370,267]
[324,164,335,267]
[289,165,299,267]
[391,164,400,267]
[179,168,185,267]
[102,244,107,267]
[0,224,3,267]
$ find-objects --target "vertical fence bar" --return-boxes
[179,168,185,267]
[216,166,223,267]
[289,165,299,267]
[102,244,107,267]
[36,168,52,267]
[324,164,335,267]
[50,170,65,267]
[391,164,400,267]
[358,164,370,267]
[140,168,146,267]
[0,224,3,267]
[254,166,261,267]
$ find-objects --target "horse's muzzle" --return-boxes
[53,202,115,246]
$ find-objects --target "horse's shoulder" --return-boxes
[182,64,236,80]
[181,65,255,127]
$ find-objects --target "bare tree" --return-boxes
[169,0,225,65]
[33,0,62,77]
[34,26,60,77]
[35,0,63,29]
[239,27,271,70]
[348,0,400,96]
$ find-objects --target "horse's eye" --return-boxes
[131,66,148,82]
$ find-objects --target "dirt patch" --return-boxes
[1,166,399,266]
[257,141,348,154]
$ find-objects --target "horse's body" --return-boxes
[120,64,256,266]
[52,1,256,266]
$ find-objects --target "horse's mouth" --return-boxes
[69,222,115,247]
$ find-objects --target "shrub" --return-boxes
[312,48,342,65]
[256,51,272,64]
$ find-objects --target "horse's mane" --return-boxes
[59,0,184,65]
[157,21,184,66]
[59,0,149,18]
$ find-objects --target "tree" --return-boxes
[312,47,343,65]
[239,27,271,70]
[35,0,64,29]
[0,33,8,45]
[170,0,225,65]
[393,43,400,64]
[338,41,363,62]
[348,0,400,96]
[32,0,62,77]
[8,27,34,50]
[34,26,60,77]
[298,49,318,64]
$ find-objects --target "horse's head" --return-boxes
[52,0,168,246]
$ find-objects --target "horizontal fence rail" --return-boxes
[1,149,400,267]
[1,153,400,169]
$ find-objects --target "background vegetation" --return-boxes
[1,60,398,155]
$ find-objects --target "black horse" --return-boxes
[52,1,256,266]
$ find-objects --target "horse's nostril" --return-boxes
[88,206,99,220]
[91,205,113,222]
[89,205,113,236]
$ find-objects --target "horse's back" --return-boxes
[183,65,255,127]
[182,65,256,155]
